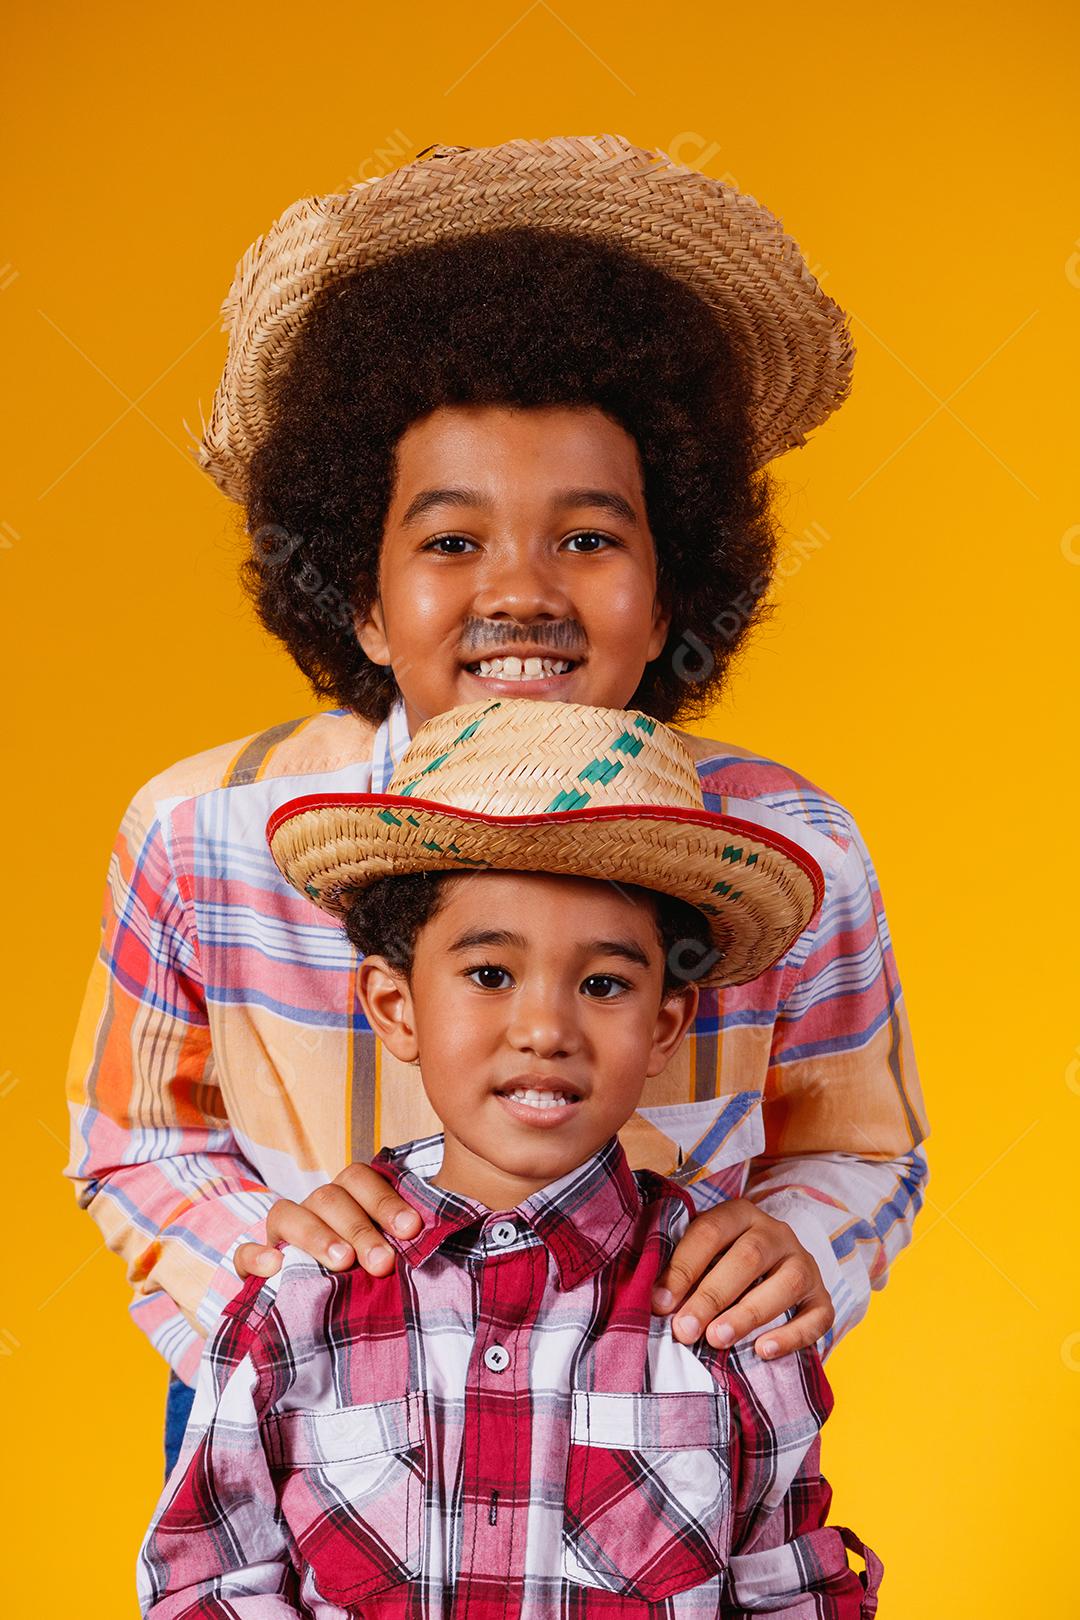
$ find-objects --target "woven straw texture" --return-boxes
[197,133,854,503]
[267,699,823,988]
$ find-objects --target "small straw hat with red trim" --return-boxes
[266,699,823,988]
[195,133,854,505]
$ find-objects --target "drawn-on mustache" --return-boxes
[459,618,588,656]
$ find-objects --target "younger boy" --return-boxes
[137,698,881,1617]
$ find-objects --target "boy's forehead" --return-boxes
[431,869,660,933]
[391,402,643,488]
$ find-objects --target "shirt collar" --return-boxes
[371,1134,648,1290]
[369,696,414,793]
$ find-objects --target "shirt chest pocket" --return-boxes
[563,1389,731,1602]
[269,1391,425,1605]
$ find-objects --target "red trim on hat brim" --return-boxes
[266,792,826,914]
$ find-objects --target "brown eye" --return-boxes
[563,531,615,553]
[425,534,476,555]
[467,965,512,990]
[581,974,628,999]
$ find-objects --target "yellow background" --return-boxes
[3,4,1078,1615]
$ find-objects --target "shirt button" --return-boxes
[483,1344,511,1373]
[489,1220,517,1248]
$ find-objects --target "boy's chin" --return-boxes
[483,1127,609,1184]
[434,1123,618,1207]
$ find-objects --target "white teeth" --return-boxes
[505,1087,573,1109]
[473,656,572,680]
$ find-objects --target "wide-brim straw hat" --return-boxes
[196,133,854,505]
[266,699,824,988]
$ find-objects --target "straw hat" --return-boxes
[196,133,854,505]
[266,699,823,988]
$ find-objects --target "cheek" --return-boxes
[413,985,500,1098]
[407,575,464,623]
[577,560,659,642]
[379,554,467,642]
[587,1007,660,1105]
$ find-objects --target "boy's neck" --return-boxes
[431,1130,600,1211]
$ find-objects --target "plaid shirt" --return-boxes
[66,700,929,1384]
[137,1135,882,1618]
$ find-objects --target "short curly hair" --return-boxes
[241,225,780,726]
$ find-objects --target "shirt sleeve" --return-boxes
[65,779,275,1383]
[720,1340,883,1617]
[137,1278,304,1618]
[739,814,930,1356]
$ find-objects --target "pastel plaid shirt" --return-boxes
[137,1134,882,1618]
[65,700,929,1384]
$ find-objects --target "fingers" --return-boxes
[651,1202,752,1317]
[260,1194,365,1271]
[334,1163,422,1245]
[235,1173,423,1281]
[652,1199,834,1360]
[746,1291,835,1360]
[233,1241,282,1280]
[327,1166,422,1274]
[672,1239,816,1346]
[699,1260,833,1354]
[259,1172,422,1278]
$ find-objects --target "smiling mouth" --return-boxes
[464,655,579,681]
[494,1080,585,1112]
[499,1086,578,1111]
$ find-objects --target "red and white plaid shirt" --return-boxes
[138,1135,882,1618]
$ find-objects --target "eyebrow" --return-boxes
[447,928,651,970]
[399,486,638,528]
[587,938,652,970]
[448,928,529,953]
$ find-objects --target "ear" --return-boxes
[354,598,392,667]
[356,954,419,1063]
[645,984,698,1077]
[646,586,672,663]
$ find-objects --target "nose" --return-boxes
[505,978,582,1062]
[470,536,574,626]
